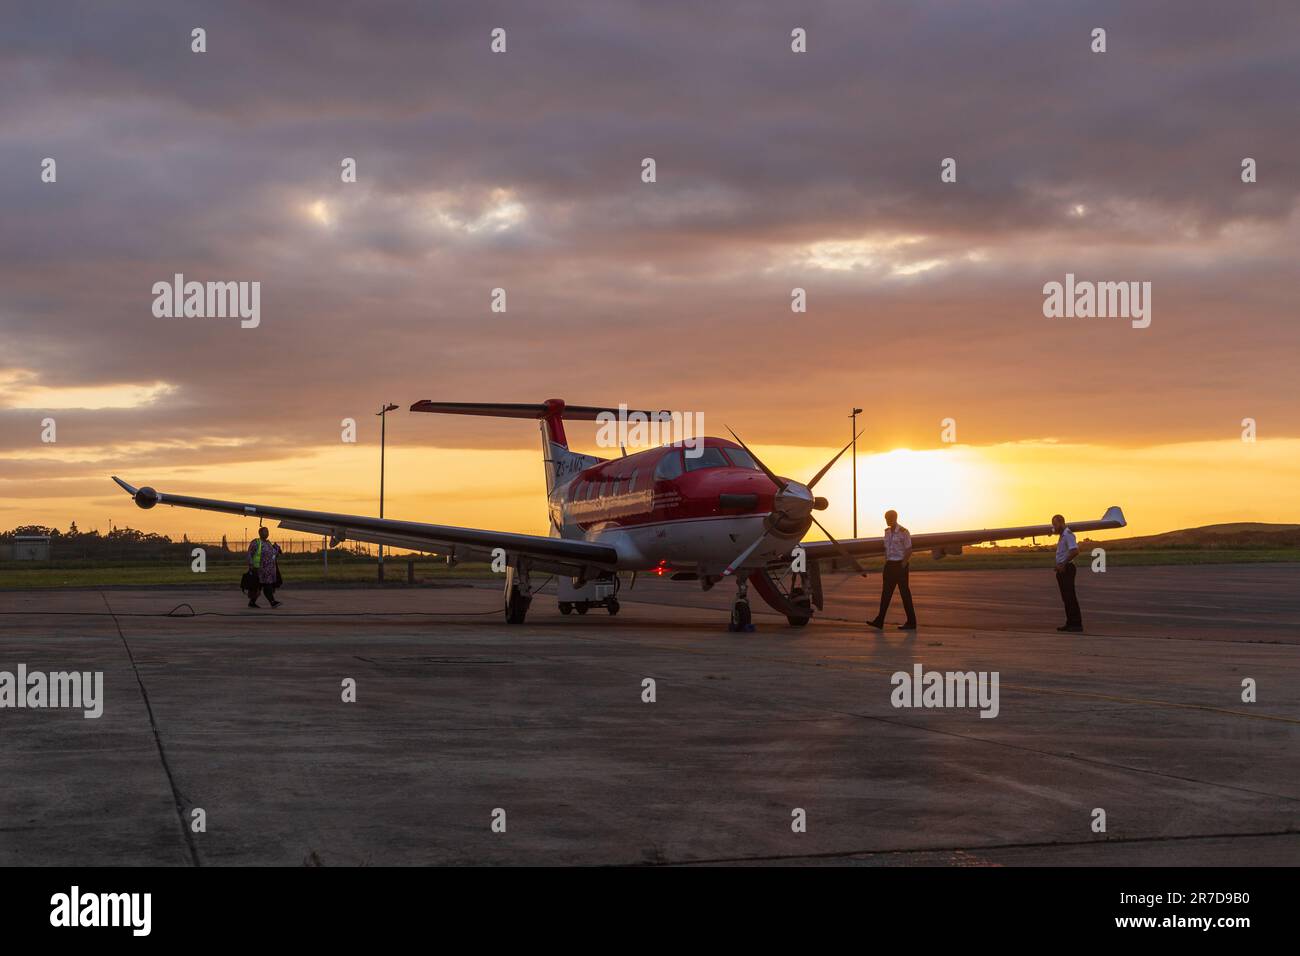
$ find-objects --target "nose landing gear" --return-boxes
[728,577,755,632]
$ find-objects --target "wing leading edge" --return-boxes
[798,506,1127,563]
[109,477,617,575]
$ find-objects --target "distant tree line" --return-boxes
[1,524,222,560]
[1,523,394,562]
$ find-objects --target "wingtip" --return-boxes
[1102,505,1126,527]
[111,476,138,495]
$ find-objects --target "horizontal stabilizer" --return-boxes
[410,400,679,421]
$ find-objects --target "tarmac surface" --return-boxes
[1,564,1297,866]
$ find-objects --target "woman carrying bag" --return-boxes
[245,526,283,608]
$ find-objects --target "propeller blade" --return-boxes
[810,516,868,577]
[722,532,771,577]
[806,431,862,490]
[725,426,787,493]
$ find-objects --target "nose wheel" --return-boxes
[728,599,752,631]
[727,578,756,632]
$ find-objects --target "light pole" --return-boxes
[376,403,399,582]
[849,407,863,538]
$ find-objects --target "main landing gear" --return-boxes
[785,575,813,627]
[727,565,823,630]
[503,565,533,625]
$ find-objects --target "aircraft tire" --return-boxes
[788,587,812,627]
[505,588,530,625]
[729,600,752,631]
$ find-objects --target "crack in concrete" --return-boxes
[98,591,202,867]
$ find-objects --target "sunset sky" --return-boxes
[2,1,1297,542]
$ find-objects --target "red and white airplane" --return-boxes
[112,398,1126,629]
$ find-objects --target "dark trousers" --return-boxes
[872,560,916,625]
[248,578,276,604]
[1055,561,1081,624]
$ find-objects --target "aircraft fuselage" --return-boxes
[547,437,795,576]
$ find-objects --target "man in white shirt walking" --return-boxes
[867,509,917,631]
[1052,514,1082,632]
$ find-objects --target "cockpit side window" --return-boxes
[722,447,761,471]
[653,451,684,480]
[683,446,729,472]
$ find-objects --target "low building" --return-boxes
[9,535,52,561]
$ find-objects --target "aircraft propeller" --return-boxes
[721,427,867,577]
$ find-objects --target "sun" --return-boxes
[757,443,997,538]
[305,199,335,227]
[857,448,993,531]
[804,446,997,537]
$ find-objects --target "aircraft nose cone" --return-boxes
[784,481,813,501]
[767,481,816,537]
[777,482,814,515]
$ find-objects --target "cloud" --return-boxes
[0,0,1296,505]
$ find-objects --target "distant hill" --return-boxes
[1082,523,1300,550]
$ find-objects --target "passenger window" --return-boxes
[654,451,683,480]
[683,446,729,472]
[628,469,639,490]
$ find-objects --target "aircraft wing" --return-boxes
[798,506,1127,563]
[109,477,618,576]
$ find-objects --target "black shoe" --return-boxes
[866,619,884,630]
[270,600,282,608]
[248,602,260,608]
[1057,623,1083,632]
[898,622,917,630]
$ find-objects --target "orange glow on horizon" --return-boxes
[5,438,1297,543]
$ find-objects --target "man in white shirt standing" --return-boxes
[1052,514,1082,632]
[867,509,917,631]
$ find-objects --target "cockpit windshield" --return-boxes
[722,447,761,471]
[683,446,730,472]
